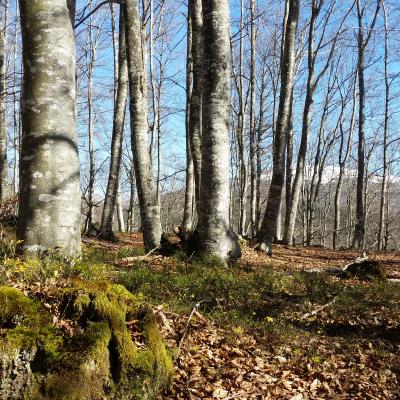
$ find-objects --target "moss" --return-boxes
[42,321,114,400]
[0,287,64,375]
[0,282,173,399]
[115,309,173,399]
[136,309,174,386]
[0,286,41,328]
[60,282,172,399]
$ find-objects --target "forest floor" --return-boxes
[1,230,400,399]
[82,233,400,400]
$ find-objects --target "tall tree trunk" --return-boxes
[284,89,294,241]
[17,0,81,255]
[198,0,240,259]
[255,72,266,233]
[284,15,317,246]
[353,11,366,250]
[284,0,345,246]
[124,0,162,251]
[257,0,299,255]
[127,160,136,233]
[0,5,7,201]
[249,0,257,237]
[353,0,380,250]
[86,7,96,232]
[116,192,125,232]
[188,0,203,214]
[101,8,128,240]
[378,1,389,251]
[12,20,19,196]
[183,9,195,229]
[237,0,247,236]
[155,63,163,209]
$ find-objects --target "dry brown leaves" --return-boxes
[238,244,400,279]
[155,306,399,400]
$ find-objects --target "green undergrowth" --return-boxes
[0,244,173,399]
[0,286,62,358]
[0,281,173,399]
[0,237,399,396]
[117,255,400,344]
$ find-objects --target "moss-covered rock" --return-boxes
[0,283,173,400]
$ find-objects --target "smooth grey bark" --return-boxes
[188,0,203,214]
[17,0,81,255]
[249,0,257,237]
[12,22,19,196]
[101,8,128,240]
[183,9,195,229]
[198,0,240,259]
[284,3,319,246]
[124,0,162,251]
[378,1,389,251]
[148,0,164,210]
[236,0,248,236]
[116,192,125,232]
[155,62,164,210]
[255,63,267,233]
[86,7,96,232]
[257,0,299,255]
[353,0,380,250]
[284,89,294,241]
[126,159,136,233]
[0,7,7,201]
[284,0,342,246]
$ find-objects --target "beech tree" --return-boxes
[283,0,350,246]
[353,0,381,250]
[257,0,300,255]
[0,6,7,202]
[198,0,240,259]
[4,0,400,254]
[249,0,257,237]
[101,7,128,240]
[17,0,81,254]
[377,0,389,251]
[188,0,203,215]
[124,0,162,251]
[183,5,195,229]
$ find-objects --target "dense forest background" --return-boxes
[1,0,400,250]
[0,2,399,399]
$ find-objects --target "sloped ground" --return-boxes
[159,307,399,399]
[238,245,400,280]
[1,231,399,399]
[109,233,400,400]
